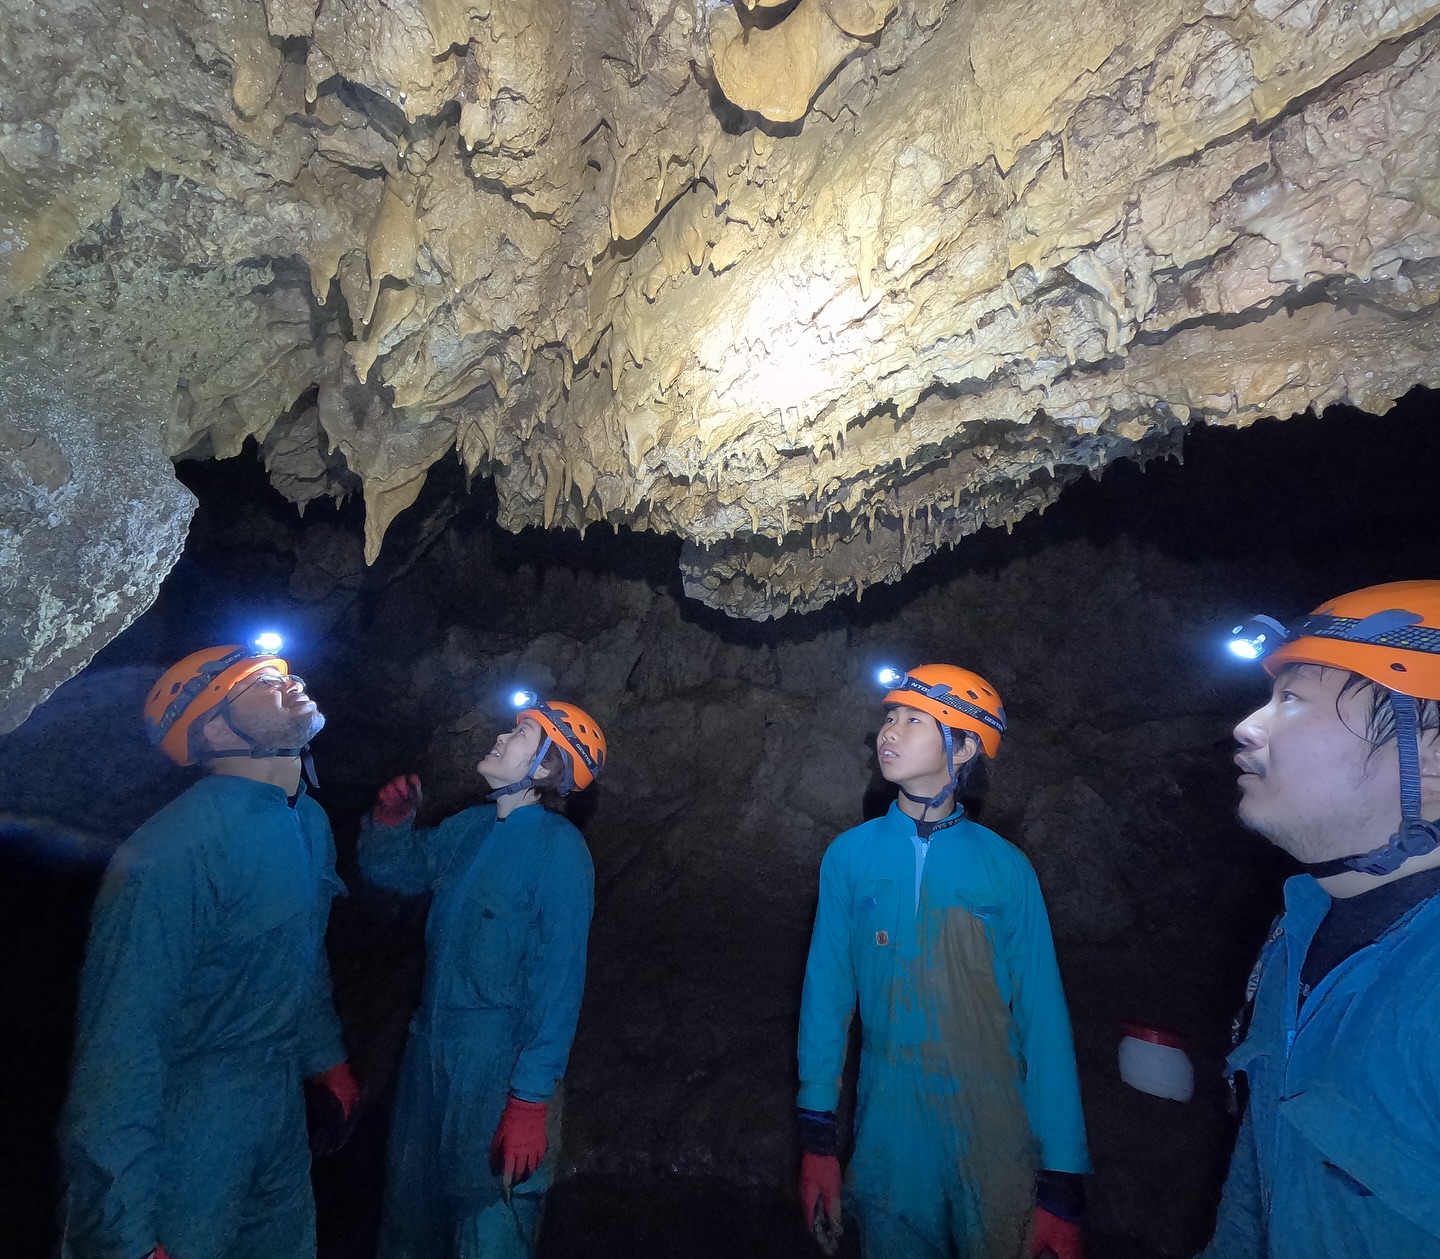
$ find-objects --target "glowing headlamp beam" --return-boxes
[876,666,905,688]
[511,689,539,709]
[254,632,284,654]
[1227,615,1288,662]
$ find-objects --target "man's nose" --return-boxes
[1234,703,1270,749]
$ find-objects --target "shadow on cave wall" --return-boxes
[3,390,1439,1258]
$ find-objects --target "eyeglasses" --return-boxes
[234,672,306,698]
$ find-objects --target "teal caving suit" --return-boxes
[1201,874,1440,1259]
[61,776,348,1259]
[359,800,594,1259]
[798,803,1090,1259]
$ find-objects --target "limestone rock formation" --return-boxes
[710,0,900,124]
[5,0,1440,685]
[0,352,196,732]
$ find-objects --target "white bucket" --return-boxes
[1118,1023,1194,1102]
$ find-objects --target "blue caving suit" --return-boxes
[61,776,348,1259]
[1201,875,1440,1259]
[798,803,1090,1259]
[359,800,594,1259]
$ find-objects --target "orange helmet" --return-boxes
[512,693,608,793]
[876,663,1006,757]
[144,644,288,765]
[1261,580,1440,701]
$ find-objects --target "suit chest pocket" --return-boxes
[853,878,899,951]
[453,884,532,1008]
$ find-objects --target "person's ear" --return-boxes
[198,710,240,753]
[954,732,982,765]
[1421,727,1440,774]
[1419,727,1440,811]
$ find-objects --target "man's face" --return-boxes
[478,715,546,787]
[877,704,957,794]
[1233,664,1400,863]
[226,667,325,749]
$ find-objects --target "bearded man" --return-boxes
[60,639,359,1259]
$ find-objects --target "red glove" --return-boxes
[372,774,422,827]
[149,1248,173,1259]
[305,1061,362,1156]
[489,1096,547,1187]
[1029,1206,1083,1259]
[313,1061,360,1118]
[800,1151,842,1231]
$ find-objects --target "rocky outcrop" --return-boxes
[4,0,1440,680]
[0,351,195,733]
[710,0,900,123]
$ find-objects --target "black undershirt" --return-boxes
[912,811,965,841]
[1299,865,1440,996]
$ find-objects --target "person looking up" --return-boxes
[1203,581,1440,1258]
[61,639,358,1259]
[796,664,1089,1259]
[360,690,605,1259]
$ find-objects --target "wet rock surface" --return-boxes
[3,394,1439,1256]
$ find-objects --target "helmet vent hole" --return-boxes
[967,689,979,699]
[1391,662,1408,672]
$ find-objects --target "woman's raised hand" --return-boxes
[372,774,422,827]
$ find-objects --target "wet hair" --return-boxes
[1339,672,1440,748]
[531,742,569,803]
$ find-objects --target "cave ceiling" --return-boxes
[4,0,1440,719]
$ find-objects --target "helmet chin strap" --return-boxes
[898,725,961,820]
[199,699,319,785]
[1301,691,1440,879]
[488,735,553,801]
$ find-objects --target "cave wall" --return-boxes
[0,350,195,732]
[5,0,1440,718]
[6,395,1439,1255]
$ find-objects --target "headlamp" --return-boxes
[511,689,538,709]
[1226,615,1288,661]
[877,665,956,705]
[254,632,284,655]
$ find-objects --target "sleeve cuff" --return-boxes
[796,1108,839,1157]
[1034,1168,1086,1222]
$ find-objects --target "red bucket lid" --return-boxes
[1121,1022,1187,1049]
